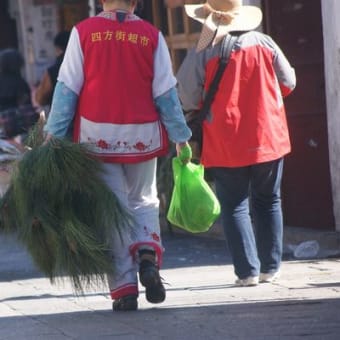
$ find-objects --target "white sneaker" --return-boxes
[235,276,259,286]
[259,271,280,283]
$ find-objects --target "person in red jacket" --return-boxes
[177,0,296,286]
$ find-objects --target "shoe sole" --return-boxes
[140,269,158,287]
[235,276,259,286]
[259,272,280,283]
[140,268,166,303]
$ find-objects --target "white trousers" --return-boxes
[100,159,163,299]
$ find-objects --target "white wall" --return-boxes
[88,0,96,17]
[11,0,59,86]
[321,0,340,231]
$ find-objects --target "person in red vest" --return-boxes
[177,0,296,286]
[44,0,192,311]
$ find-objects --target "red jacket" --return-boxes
[177,31,296,167]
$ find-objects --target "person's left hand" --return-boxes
[176,142,192,164]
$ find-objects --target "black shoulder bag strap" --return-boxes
[196,34,238,122]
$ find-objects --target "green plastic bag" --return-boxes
[167,157,221,233]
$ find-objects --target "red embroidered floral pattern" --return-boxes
[151,232,160,242]
[143,226,160,242]
[133,141,150,151]
[96,139,109,149]
[88,138,153,153]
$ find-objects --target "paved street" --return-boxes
[1,230,340,340]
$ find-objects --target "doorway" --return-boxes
[263,0,335,230]
[0,0,18,49]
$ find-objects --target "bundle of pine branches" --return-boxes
[0,128,132,293]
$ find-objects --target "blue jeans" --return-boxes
[210,159,284,279]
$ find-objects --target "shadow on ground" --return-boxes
[1,297,340,340]
[0,231,230,282]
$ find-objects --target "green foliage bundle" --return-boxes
[0,134,132,293]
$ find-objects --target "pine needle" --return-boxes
[0,132,133,294]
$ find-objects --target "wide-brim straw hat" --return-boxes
[185,0,263,51]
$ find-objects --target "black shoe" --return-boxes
[112,295,138,311]
[139,259,166,304]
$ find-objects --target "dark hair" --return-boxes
[0,49,24,75]
[54,31,70,51]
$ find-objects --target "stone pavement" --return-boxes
[1,230,340,340]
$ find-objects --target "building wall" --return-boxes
[321,0,340,232]
[10,0,60,86]
[9,0,89,87]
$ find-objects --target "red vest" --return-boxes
[73,15,168,163]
